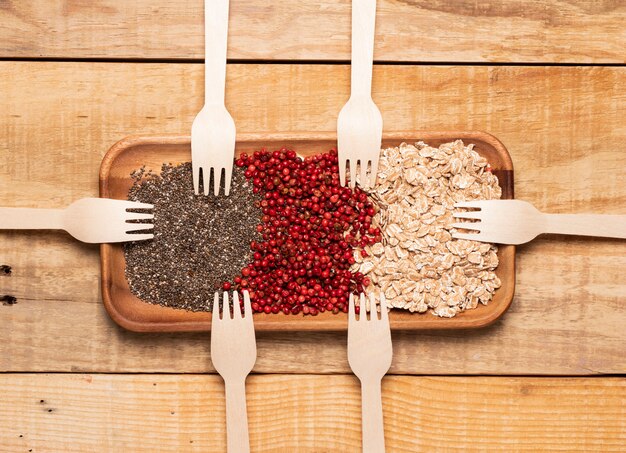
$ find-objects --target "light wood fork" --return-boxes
[192,0,236,196]
[337,0,383,189]
[452,200,626,244]
[211,291,257,453]
[348,293,392,453]
[0,198,154,243]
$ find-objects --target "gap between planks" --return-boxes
[1,57,626,67]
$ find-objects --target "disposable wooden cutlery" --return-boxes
[0,198,154,243]
[348,293,392,453]
[192,0,236,196]
[211,291,257,453]
[337,0,383,189]
[452,199,626,244]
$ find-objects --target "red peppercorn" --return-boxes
[238,148,381,314]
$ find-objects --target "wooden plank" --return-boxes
[0,1,625,63]
[1,374,625,452]
[0,62,625,374]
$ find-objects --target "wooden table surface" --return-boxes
[1,1,625,451]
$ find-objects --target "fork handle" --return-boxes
[350,0,377,98]
[224,377,251,453]
[0,207,64,230]
[361,378,386,453]
[204,0,230,105]
[543,214,626,239]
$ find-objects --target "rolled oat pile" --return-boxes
[353,140,502,317]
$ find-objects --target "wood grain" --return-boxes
[0,0,625,63]
[0,62,625,374]
[1,374,625,452]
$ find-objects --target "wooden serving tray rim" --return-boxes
[100,131,515,332]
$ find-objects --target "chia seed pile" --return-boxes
[124,163,261,311]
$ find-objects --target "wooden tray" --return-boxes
[100,132,515,332]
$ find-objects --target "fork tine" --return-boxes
[451,222,482,231]
[452,211,482,220]
[223,291,232,320]
[349,293,356,322]
[452,232,481,241]
[359,293,367,321]
[368,293,378,321]
[369,158,379,189]
[363,160,373,189]
[122,233,154,242]
[204,168,213,196]
[349,159,358,189]
[125,223,154,232]
[454,201,484,209]
[242,290,252,318]
[122,201,154,210]
[193,165,202,196]
[379,293,389,323]
[224,165,233,197]
[126,211,154,221]
[212,292,220,325]
[359,160,368,189]
[232,292,242,319]
[339,158,348,187]
[213,168,221,196]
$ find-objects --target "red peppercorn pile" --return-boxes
[229,148,381,315]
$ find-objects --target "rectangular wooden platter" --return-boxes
[100,132,515,332]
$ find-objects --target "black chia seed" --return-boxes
[124,162,261,311]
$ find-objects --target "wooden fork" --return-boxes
[337,0,383,189]
[192,0,236,196]
[211,291,257,453]
[452,199,626,244]
[0,198,154,243]
[348,293,392,453]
